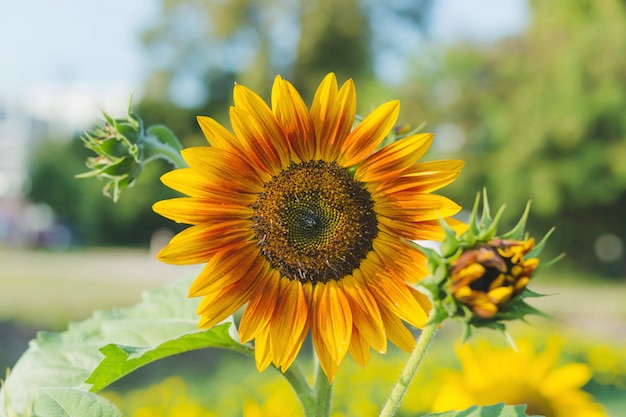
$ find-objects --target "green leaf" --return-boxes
[422,403,540,417]
[34,388,122,417]
[0,276,239,417]
[85,324,247,392]
[146,124,183,152]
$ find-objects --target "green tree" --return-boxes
[411,0,626,274]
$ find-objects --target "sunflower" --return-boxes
[153,73,463,381]
[431,338,608,417]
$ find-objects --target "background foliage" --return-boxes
[27,0,626,276]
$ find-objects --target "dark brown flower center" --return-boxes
[252,160,378,283]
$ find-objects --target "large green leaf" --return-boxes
[0,276,242,417]
[33,388,122,417]
[85,323,248,392]
[424,403,540,417]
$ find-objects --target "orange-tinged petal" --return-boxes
[181,147,264,193]
[375,193,461,223]
[160,169,256,205]
[373,160,464,195]
[187,244,262,297]
[239,268,280,343]
[311,285,341,382]
[315,280,353,363]
[232,84,291,171]
[339,100,399,167]
[361,256,427,328]
[157,221,254,265]
[341,273,386,353]
[356,133,433,183]
[379,307,415,352]
[197,278,256,329]
[270,278,309,370]
[271,75,315,162]
[310,74,356,160]
[153,198,252,225]
[348,326,371,368]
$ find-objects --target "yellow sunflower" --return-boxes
[153,73,463,381]
[431,338,608,417]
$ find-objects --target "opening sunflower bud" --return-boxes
[449,238,539,319]
[417,190,559,339]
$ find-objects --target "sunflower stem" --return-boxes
[282,362,317,416]
[313,361,332,417]
[378,316,438,417]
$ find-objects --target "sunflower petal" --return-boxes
[356,133,434,183]
[339,100,399,167]
[315,280,353,364]
[239,269,280,343]
[341,273,387,353]
[232,84,291,172]
[272,75,315,162]
[270,278,309,370]
[153,198,252,225]
[348,326,371,368]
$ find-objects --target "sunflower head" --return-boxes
[419,190,557,339]
[154,73,465,381]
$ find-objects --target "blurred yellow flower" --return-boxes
[431,338,608,417]
[154,72,464,381]
[105,376,216,417]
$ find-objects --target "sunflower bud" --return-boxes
[418,190,558,340]
[77,103,185,201]
[77,110,143,202]
[449,238,539,319]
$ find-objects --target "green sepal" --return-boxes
[501,201,531,240]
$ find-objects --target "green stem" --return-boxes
[283,362,317,416]
[313,361,332,417]
[379,317,438,417]
[140,131,187,169]
[233,343,317,415]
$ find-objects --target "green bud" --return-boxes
[77,102,186,202]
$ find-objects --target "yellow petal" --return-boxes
[310,74,356,161]
[254,325,273,372]
[156,221,254,265]
[153,198,252,225]
[239,268,280,343]
[341,273,386,353]
[196,115,239,151]
[315,281,353,363]
[271,75,315,162]
[232,84,291,172]
[270,278,309,370]
[347,326,371,368]
[187,244,262,297]
[379,307,415,352]
[356,133,433,183]
[339,100,399,167]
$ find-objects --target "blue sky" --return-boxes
[0,0,528,126]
